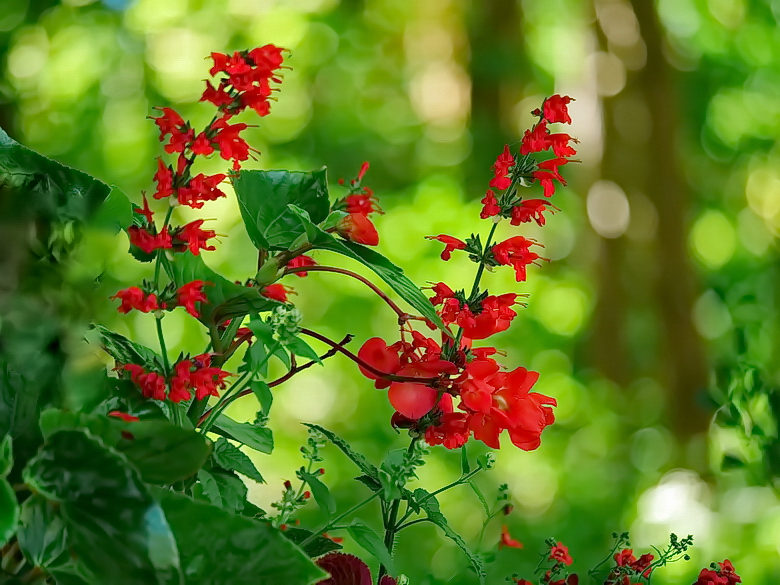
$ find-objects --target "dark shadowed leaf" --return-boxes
[16,494,68,569]
[93,325,163,371]
[23,430,182,584]
[154,488,327,585]
[0,478,18,547]
[283,527,343,558]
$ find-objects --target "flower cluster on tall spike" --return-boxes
[334,162,381,246]
[122,353,231,403]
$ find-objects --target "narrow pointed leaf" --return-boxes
[347,519,395,576]
[302,424,379,480]
[212,437,265,483]
[213,414,274,454]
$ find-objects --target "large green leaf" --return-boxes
[313,237,445,331]
[0,477,18,547]
[164,252,279,326]
[347,519,395,576]
[154,489,327,585]
[0,125,110,224]
[92,325,163,371]
[197,468,247,513]
[212,437,265,483]
[412,488,484,577]
[233,169,330,251]
[23,430,182,585]
[213,414,274,454]
[39,409,210,484]
[89,186,134,234]
[16,495,68,569]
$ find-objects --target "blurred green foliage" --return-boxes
[2,0,780,583]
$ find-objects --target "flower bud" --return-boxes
[283,480,292,490]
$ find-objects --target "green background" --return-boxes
[2,0,779,582]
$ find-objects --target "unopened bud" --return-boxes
[283,480,292,490]
[303,491,311,499]
[279,523,287,531]
[503,504,514,516]
[318,467,325,475]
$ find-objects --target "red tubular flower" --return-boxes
[549,542,573,566]
[357,337,402,389]
[189,354,231,400]
[201,80,234,108]
[152,107,185,141]
[111,287,159,314]
[345,190,382,216]
[531,171,558,198]
[337,213,379,246]
[169,359,193,403]
[428,282,455,306]
[615,549,636,567]
[175,220,217,256]
[498,525,523,549]
[191,132,214,156]
[493,144,515,176]
[693,569,729,585]
[546,133,579,157]
[717,561,741,585]
[425,235,467,261]
[543,94,574,124]
[536,157,569,183]
[210,117,250,162]
[286,254,317,277]
[480,189,501,219]
[176,173,227,208]
[152,158,174,200]
[457,293,518,340]
[356,161,370,181]
[510,199,559,227]
[107,411,140,422]
[492,237,545,282]
[520,120,549,155]
[177,280,208,317]
[164,127,195,154]
[128,226,172,254]
[261,283,293,303]
[123,364,167,401]
[424,412,470,449]
[240,83,273,116]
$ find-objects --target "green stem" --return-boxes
[156,317,171,376]
[395,517,433,532]
[153,207,175,287]
[469,220,499,299]
[299,493,380,548]
[197,371,252,435]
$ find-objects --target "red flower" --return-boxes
[175,220,217,256]
[287,254,317,277]
[531,171,558,198]
[480,189,501,219]
[152,158,174,200]
[249,44,285,72]
[498,525,523,549]
[510,199,558,227]
[211,117,250,162]
[693,569,728,585]
[128,226,172,254]
[426,234,467,261]
[164,127,194,154]
[337,213,379,246]
[492,237,545,282]
[546,133,578,158]
[111,287,159,314]
[428,282,455,306]
[357,337,401,389]
[536,157,569,183]
[177,280,209,317]
[630,553,654,573]
[169,359,194,403]
[549,542,573,566]
[191,132,214,156]
[240,83,273,116]
[176,173,227,208]
[123,364,167,401]
[493,144,515,176]
[152,107,185,141]
[615,549,636,567]
[356,161,370,181]
[520,120,549,155]
[107,411,140,422]
[717,560,741,585]
[201,80,234,108]
[189,354,231,400]
[345,190,382,216]
[456,293,518,340]
[262,283,294,303]
[424,412,470,449]
[388,362,457,419]
[543,94,573,124]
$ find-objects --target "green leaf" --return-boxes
[299,469,336,518]
[23,430,182,584]
[16,495,68,569]
[212,437,265,483]
[282,527,343,558]
[251,380,273,416]
[302,424,379,481]
[213,414,274,454]
[460,445,470,475]
[313,238,446,331]
[347,519,395,576]
[0,125,110,224]
[0,434,11,478]
[39,409,211,484]
[233,169,330,251]
[0,477,18,547]
[155,488,327,585]
[93,325,163,371]
[165,252,279,326]
[412,488,484,577]
[285,336,322,363]
[89,186,134,234]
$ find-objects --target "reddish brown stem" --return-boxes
[284,265,417,323]
[299,328,439,383]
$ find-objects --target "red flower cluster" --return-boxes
[177,280,208,317]
[357,333,556,450]
[336,162,380,246]
[111,287,159,314]
[492,236,546,282]
[604,548,655,584]
[549,542,573,566]
[693,560,741,585]
[430,283,519,340]
[262,283,294,303]
[123,354,230,403]
[286,254,317,277]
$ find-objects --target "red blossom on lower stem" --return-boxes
[123,364,167,401]
[480,189,501,219]
[262,283,294,303]
[111,287,159,314]
[128,225,172,254]
[337,213,379,246]
[189,353,231,400]
[547,133,579,157]
[425,234,467,261]
[549,542,573,566]
[499,525,523,549]
[286,255,316,277]
[177,280,209,317]
[492,236,546,282]
[211,116,251,162]
[510,199,559,227]
[176,173,227,208]
[153,158,174,200]
[174,220,217,255]
[521,119,549,155]
[152,107,186,141]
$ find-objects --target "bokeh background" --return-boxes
[2,0,780,582]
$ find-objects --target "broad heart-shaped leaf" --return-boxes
[313,237,446,332]
[212,437,265,483]
[282,527,343,558]
[164,252,279,326]
[16,494,68,569]
[89,185,134,234]
[92,325,163,371]
[412,488,484,578]
[233,168,330,251]
[213,414,274,454]
[39,409,210,484]
[347,519,395,577]
[154,488,327,585]
[0,125,110,224]
[0,477,18,547]
[303,424,379,481]
[23,430,182,585]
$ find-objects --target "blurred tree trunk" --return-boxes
[629,0,710,441]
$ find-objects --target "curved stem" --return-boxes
[395,517,433,532]
[285,265,413,322]
[299,328,440,384]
